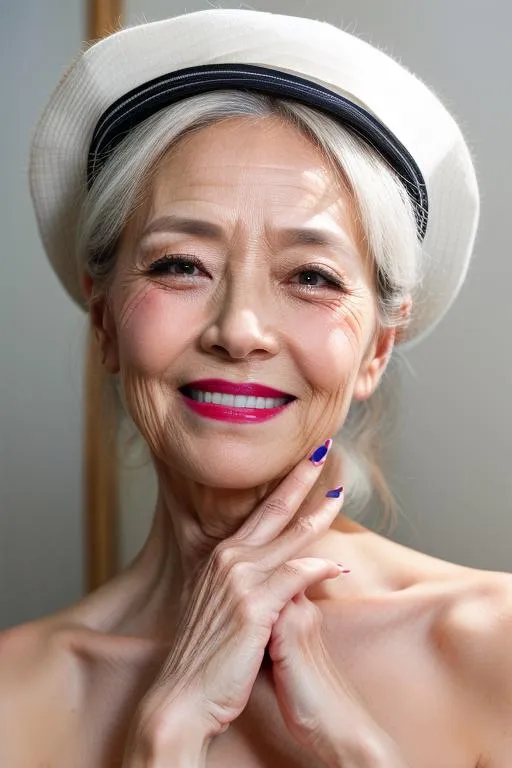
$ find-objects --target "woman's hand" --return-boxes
[122,439,347,764]
[268,592,409,767]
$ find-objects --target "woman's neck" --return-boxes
[69,446,431,642]
[146,445,348,580]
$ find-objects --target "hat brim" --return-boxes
[29,8,480,348]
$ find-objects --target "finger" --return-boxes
[267,591,309,661]
[257,486,345,571]
[265,557,342,608]
[234,439,333,545]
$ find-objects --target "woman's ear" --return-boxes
[352,325,396,401]
[80,271,120,374]
[80,271,94,304]
[353,296,412,401]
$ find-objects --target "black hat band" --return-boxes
[87,63,428,240]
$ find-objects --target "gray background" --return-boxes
[2,0,511,629]
[1,0,85,629]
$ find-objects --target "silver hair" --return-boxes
[77,90,422,533]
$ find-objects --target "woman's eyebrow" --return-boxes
[137,215,355,254]
[138,215,224,244]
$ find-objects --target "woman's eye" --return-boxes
[146,257,346,292]
[147,255,203,277]
[292,269,345,291]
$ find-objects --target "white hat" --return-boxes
[29,8,479,348]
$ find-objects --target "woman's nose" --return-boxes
[199,279,280,360]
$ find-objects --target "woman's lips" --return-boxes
[179,385,296,424]
[183,378,294,398]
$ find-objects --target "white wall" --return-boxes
[0,1,85,628]
[120,0,512,571]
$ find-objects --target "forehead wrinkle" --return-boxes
[145,130,361,259]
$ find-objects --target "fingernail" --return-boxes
[325,485,344,498]
[336,563,351,574]
[309,439,333,465]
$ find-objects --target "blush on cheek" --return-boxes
[118,288,199,374]
[296,315,360,394]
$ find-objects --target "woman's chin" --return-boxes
[159,445,293,490]
[182,463,286,491]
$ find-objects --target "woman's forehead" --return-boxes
[157,119,336,182]
[146,118,355,229]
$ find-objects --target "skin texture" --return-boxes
[1,118,511,767]
[88,116,401,628]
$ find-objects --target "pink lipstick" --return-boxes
[179,378,296,424]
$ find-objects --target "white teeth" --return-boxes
[188,388,289,409]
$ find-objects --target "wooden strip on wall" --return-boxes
[84,332,119,591]
[88,0,123,41]
[84,0,124,593]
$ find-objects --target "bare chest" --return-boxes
[71,593,481,768]
[205,615,479,768]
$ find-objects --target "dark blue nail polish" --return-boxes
[309,439,333,465]
[325,485,344,498]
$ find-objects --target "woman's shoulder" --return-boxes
[0,615,86,764]
[0,611,165,683]
[0,612,162,766]
[432,568,512,765]
[0,615,75,686]
[434,567,512,658]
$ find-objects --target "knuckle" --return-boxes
[212,544,238,571]
[226,561,253,597]
[235,593,263,625]
[292,515,317,536]
[280,561,301,579]
[261,497,291,519]
[212,549,255,599]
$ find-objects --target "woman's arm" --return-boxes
[121,724,211,768]
[122,716,407,768]
[267,589,412,768]
[309,728,409,768]
[121,698,213,768]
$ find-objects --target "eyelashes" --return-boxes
[146,254,349,293]
[148,254,204,277]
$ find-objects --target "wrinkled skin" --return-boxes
[1,117,509,768]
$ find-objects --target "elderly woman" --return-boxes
[2,8,511,768]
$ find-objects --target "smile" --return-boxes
[179,385,296,424]
[188,388,289,408]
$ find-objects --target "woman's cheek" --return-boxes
[292,309,362,392]
[117,287,198,373]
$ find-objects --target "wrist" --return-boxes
[124,726,212,768]
[148,711,213,767]
[124,700,214,768]
[157,730,212,768]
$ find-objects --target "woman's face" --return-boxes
[95,117,395,487]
